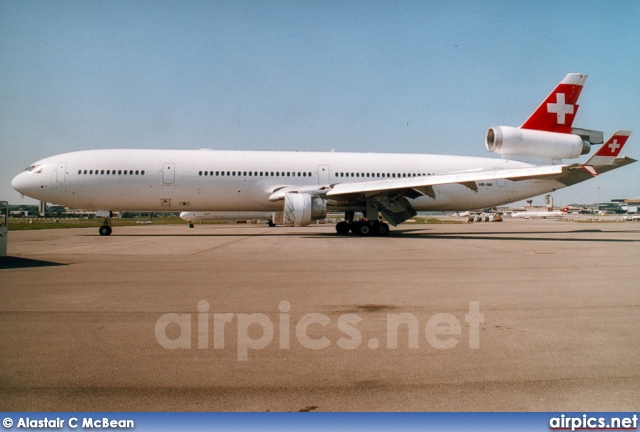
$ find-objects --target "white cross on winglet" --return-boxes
[547,93,574,125]
[608,139,620,153]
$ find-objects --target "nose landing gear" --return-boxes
[97,211,113,236]
[99,225,112,236]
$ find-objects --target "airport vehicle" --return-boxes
[180,211,279,228]
[466,212,502,223]
[11,74,635,236]
[511,206,570,219]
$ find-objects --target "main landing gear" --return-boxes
[335,211,390,236]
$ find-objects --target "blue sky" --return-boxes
[1,0,639,207]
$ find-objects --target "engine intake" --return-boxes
[283,193,327,226]
[486,126,590,161]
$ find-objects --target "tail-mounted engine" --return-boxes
[486,126,590,162]
[284,193,327,226]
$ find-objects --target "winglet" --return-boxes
[521,73,587,134]
[584,130,631,167]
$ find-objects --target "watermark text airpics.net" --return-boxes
[155,301,484,361]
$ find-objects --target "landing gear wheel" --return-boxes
[188,223,195,229]
[374,222,390,236]
[99,225,112,236]
[336,221,350,234]
[356,222,372,236]
[268,220,276,227]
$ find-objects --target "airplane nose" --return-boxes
[11,172,28,194]
[11,171,39,196]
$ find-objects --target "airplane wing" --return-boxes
[326,164,566,199]
[268,165,568,203]
[265,125,634,227]
[324,156,636,199]
[267,155,635,227]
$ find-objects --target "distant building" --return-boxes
[597,202,625,214]
[625,198,640,213]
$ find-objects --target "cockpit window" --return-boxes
[26,164,43,173]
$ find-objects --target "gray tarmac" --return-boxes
[1,220,639,411]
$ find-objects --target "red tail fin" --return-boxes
[521,73,587,134]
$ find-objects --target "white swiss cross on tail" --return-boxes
[583,130,632,169]
[608,139,620,153]
[546,93,574,125]
[521,73,587,134]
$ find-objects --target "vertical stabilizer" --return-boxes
[521,73,587,133]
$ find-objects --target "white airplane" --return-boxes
[511,206,570,219]
[11,73,635,237]
[180,211,279,228]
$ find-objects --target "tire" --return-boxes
[99,225,112,236]
[357,223,371,236]
[375,222,390,236]
[336,221,350,234]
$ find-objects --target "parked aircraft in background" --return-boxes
[511,206,570,219]
[11,73,635,236]
[180,211,278,228]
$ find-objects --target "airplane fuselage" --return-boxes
[12,148,565,213]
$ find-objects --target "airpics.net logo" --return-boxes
[155,301,484,361]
